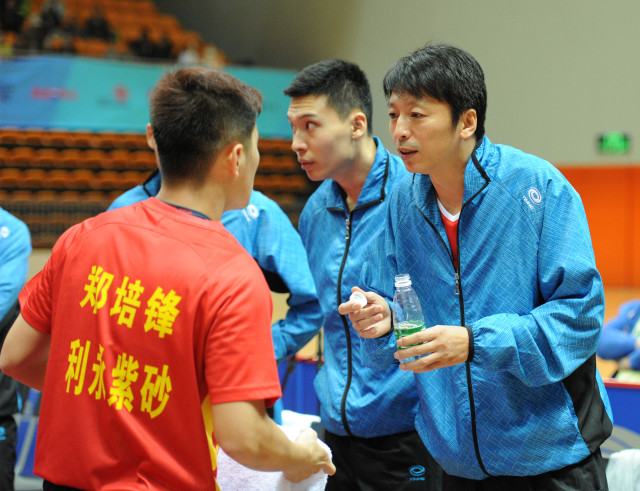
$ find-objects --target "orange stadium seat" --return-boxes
[0,168,22,188]
[0,129,22,145]
[69,169,95,190]
[47,169,73,189]
[94,170,121,190]
[7,147,35,167]
[83,149,109,169]
[129,150,156,170]
[108,148,134,169]
[32,148,60,167]
[0,147,10,165]
[22,168,48,188]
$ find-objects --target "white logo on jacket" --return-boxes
[523,187,542,209]
[242,204,259,222]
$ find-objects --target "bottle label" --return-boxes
[394,321,425,348]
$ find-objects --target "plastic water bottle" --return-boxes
[392,274,425,362]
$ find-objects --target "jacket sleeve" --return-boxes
[472,175,605,386]
[0,210,32,320]
[255,200,323,362]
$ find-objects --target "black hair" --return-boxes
[284,59,373,135]
[150,67,263,184]
[383,43,486,140]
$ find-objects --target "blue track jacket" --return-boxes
[361,137,613,478]
[0,207,31,416]
[298,137,419,437]
[0,207,31,320]
[108,173,322,361]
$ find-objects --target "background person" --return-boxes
[0,207,31,491]
[597,299,640,382]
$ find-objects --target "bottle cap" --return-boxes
[349,291,367,308]
[394,274,411,287]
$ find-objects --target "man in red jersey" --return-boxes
[0,67,334,490]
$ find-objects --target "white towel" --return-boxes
[606,448,640,491]
[216,425,331,491]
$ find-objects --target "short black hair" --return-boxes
[383,43,487,140]
[150,67,263,184]
[284,59,373,135]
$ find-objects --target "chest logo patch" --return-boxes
[523,187,542,209]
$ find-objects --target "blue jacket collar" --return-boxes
[326,136,391,211]
[413,136,492,216]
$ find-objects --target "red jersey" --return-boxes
[19,198,282,489]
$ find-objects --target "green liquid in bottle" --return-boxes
[394,321,425,349]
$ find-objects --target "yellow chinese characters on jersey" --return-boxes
[66,339,173,418]
[79,265,182,339]
[110,276,145,328]
[71,265,181,418]
[108,352,139,412]
[65,339,91,395]
[144,287,181,338]
[79,266,113,314]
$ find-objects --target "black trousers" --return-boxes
[324,429,441,490]
[0,415,16,491]
[425,447,608,491]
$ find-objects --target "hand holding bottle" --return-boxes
[394,324,470,372]
[339,280,471,372]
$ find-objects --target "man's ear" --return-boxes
[458,109,477,140]
[145,123,157,151]
[145,123,161,170]
[223,141,244,178]
[351,111,368,140]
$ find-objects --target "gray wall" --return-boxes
[156,0,639,165]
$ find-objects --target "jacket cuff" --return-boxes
[465,325,474,362]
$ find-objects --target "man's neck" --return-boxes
[430,138,477,215]
[157,184,226,221]
[337,136,377,211]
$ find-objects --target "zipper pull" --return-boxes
[345,216,351,240]
[454,271,460,296]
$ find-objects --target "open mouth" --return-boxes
[398,148,417,157]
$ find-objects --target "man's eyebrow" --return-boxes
[290,112,318,119]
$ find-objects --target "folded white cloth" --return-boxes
[216,425,330,491]
[606,448,640,491]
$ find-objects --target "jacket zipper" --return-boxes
[330,150,390,437]
[417,194,491,477]
[454,211,490,477]
[336,211,355,436]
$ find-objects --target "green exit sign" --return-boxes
[597,131,631,155]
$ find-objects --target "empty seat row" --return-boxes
[0,129,149,150]
[0,168,147,192]
[0,146,156,171]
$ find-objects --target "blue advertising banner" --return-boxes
[0,55,295,138]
